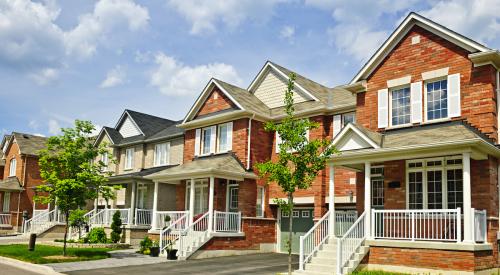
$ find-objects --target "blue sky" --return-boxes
[1,0,500,136]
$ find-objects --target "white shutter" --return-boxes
[194,129,201,156]
[210,125,217,154]
[448,73,461,118]
[226,122,233,151]
[378,89,389,128]
[410,81,422,123]
[332,115,342,137]
[275,132,281,153]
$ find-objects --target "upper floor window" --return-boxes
[101,152,109,171]
[217,123,232,153]
[8,158,16,177]
[333,112,356,137]
[154,142,170,166]
[201,127,213,155]
[426,79,448,120]
[390,86,411,126]
[342,112,356,127]
[195,122,233,156]
[125,148,134,170]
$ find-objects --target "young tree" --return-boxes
[110,211,123,243]
[256,74,337,275]
[35,120,118,256]
[69,209,88,239]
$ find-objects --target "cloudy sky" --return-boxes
[1,0,500,136]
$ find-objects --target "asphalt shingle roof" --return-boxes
[11,132,48,156]
[0,177,24,191]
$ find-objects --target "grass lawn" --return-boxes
[0,244,113,264]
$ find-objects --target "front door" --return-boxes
[280,208,314,254]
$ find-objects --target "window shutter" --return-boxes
[210,125,217,154]
[194,129,201,156]
[447,73,461,118]
[377,89,389,128]
[332,115,342,137]
[410,81,422,123]
[275,132,281,153]
[226,122,233,151]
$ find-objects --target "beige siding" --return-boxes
[95,134,117,174]
[144,137,184,168]
[118,116,141,138]
[118,144,144,174]
[253,69,309,108]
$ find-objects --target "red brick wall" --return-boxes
[357,25,498,141]
[195,88,237,118]
[0,165,4,180]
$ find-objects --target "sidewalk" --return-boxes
[44,249,170,272]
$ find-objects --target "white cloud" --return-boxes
[29,67,59,85]
[100,65,126,88]
[48,119,61,135]
[280,25,295,43]
[150,52,242,96]
[167,0,288,35]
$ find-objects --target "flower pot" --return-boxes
[150,246,160,257]
[166,249,178,260]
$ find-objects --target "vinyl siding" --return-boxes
[253,69,309,108]
[118,116,141,138]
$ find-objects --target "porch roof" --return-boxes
[144,153,258,182]
[0,177,24,191]
[330,121,500,167]
[107,164,178,182]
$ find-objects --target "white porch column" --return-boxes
[151,181,159,230]
[189,178,195,225]
[93,198,98,212]
[130,182,136,225]
[208,176,215,233]
[463,152,473,243]
[328,163,335,236]
[364,162,372,239]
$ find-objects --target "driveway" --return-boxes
[65,253,299,275]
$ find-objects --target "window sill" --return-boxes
[384,117,453,131]
[197,150,232,158]
[422,117,452,125]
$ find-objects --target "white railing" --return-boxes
[335,211,358,236]
[372,208,461,242]
[68,209,96,240]
[24,209,60,234]
[473,208,487,243]
[214,211,241,233]
[0,213,11,225]
[155,211,189,230]
[135,209,152,225]
[337,212,366,275]
[178,212,210,258]
[88,208,130,225]
[299,211,330,271]
[159,213,189,254]
[33,209,49,218]
[89,209,105,225]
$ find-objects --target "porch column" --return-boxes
[93,198,97,212]
[463,152,473,243]
[364,162,372,239]
[151,181,159,230]
[328,163,335,236]
[208,176,215,233]
[189,178,195,225]
[130,182,136,225]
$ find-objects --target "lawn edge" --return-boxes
[0,255,64,275]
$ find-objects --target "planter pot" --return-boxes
[166,249,178,260]
[150,247,160,257]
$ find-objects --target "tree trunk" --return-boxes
[288,192,294,275]
[63,210,69,256]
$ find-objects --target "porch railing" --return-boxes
[0,213,11,226]
[33,209,49,218]
[24,209,62,234]
[89,208,130,225]
[155,211,189,230]
[473,208,487,243]
[135,209,152,225]
[335,210,358,236]
[299,211,330,271]
[214,211,241,233]
[178,212,210,258]
[159,213,189,254]
[337,211,367,275]
[372,208,461,242]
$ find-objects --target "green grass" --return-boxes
[0,244,113,264]
[352,271,410,275]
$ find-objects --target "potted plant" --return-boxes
[163,215,171,229]
[166,239,178,260]
[150,240,160,257]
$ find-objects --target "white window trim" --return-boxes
[200,127,213,156]
[405,156,463,210]
[154,142,170,167]
[124,148,134,170]
[8,158,16,177]
[388,85,412,128]
[101,152,109,172]
[185,180,209,215]
[423,76,450,122]
[342,112,356,127]
[217,123,231,153]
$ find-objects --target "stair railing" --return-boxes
[159,213,189,254]
[178,212,210,258]
[336,211,366,275]
[299,211,330,271]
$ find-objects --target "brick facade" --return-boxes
[195,88,237,118]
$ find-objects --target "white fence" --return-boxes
[214,211,241,233]
[155,211,189,230]
[135,209,152,225]
[337,212,366,275]
[0,213,11,225]
[299,211,330,271]
[473,208,487,243]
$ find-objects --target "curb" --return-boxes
[0,256,63,275]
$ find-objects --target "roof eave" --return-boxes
[469,50,500,70]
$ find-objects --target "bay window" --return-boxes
[426,79,448,120]
[390,86,411,126]
[154,142,170,166]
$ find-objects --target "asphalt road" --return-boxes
[0,261,46,275]
[66,253,299,275]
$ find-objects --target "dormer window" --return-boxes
[8,158,16,177]
[390,86,411,126]
[425,79,448,120]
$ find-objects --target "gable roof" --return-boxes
[350,12,492,84]
[116,109,177,137]
[4,132,48,156]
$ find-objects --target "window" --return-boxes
[154,143,169,166]
[408,171,423,209]
[125,148,134,170]
[217,123,230,152]
[256,186,265,217]
[342,112,356,127]
[282,210,289,218]
[2,192,10,212]
[390,86,411,126]
[185,181,209,215]
[8,158,16,177]
[292,210,300,218]
[426,79,448,120]
[101,152,109,171]
[201,127,212,155]
[372,179,384,207]
[301,210,310,218]
[228,185,239,211]
[447,169,463,209]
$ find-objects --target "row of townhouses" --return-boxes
[2,12,500,274]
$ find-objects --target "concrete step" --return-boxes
[294,271,333,275]
[320,244,337,252]
[311,254,336,264]
[306,263,337,273]
[315,250,336,259]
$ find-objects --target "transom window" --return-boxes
[201,127,212,155]
[8,158,16,177]
[390,86,411,126]
[125,148,134,170]
[426,79,448,120]
[154,143,169,166]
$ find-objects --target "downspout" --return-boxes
[17,155,28,231]
[246,114,255,171]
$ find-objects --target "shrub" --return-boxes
[139,236,153,254]
[87,227,107,244]
[110,211,123,243]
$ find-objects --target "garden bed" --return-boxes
[50,240,130,249]
[0,244,113,264]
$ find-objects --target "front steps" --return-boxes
[294,237,369,275]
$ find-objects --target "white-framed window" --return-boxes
[425,79,448,121]
[292,210,300,218]
[301,210,310,218]
[2,192,10,212]
[390,86,411,126]
[342,112,356,127]
[101,152,109,171]
[217,123,230,153]
[124,148,134,170]
[154,142,170,166]
[185,180,209,215]
[281,210,289,218]
[201,127,213,155]
[256,186,265,217]
[406,156,463,210]
[228,185,239,211]
[8,158,16,177]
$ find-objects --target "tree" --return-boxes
[35,120,118,256]
[69,209,88,239]
[256,74,337,275]
[110,211,123,243]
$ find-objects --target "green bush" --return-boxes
[110,211,123,243]
[87,227,107,244]
[139,236,153,254]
